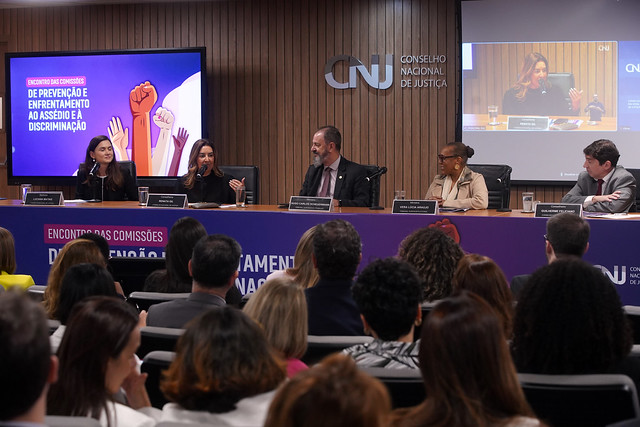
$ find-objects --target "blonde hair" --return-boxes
[243,277,308,359]
[43,239,106,319]
[286,225,319,289]
[0,227,17,274]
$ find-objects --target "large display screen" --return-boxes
[5,48,206,185]
[461,0,640,183]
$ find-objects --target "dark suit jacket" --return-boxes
[510,274,531,300]
[305,278,364,336]
[146,291,225,328]
[299,156,370,207]
[561,166,636,213]
[75,165,137,201]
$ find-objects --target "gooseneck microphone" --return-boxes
[88,162,100,177]
[196,164,208,180]
[366,166,388,182]
[539,78,547,95]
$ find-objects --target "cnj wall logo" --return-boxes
[324,54,393,90]
[594,264,627,285]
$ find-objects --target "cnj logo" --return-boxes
[324,54,393,90]
[594,264,627,285]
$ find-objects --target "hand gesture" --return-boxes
[229,177,246,191]
[107,116,129,161]
[129,81,158,115]
[569,88,583,112]
[153,107,174,131]
[172,127,189,152]
[121,368,151,409]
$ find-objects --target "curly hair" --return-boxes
[313,220,361,280]
[352,258,423,341]
[398,227,464,301]
[511,258,632,374]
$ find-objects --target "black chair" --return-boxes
[518,373,640,427]
[110,256,166,295]
[141,350,175,409]
[624,306,640,344]
[548,72,576,111]
[467,164,512,209]
[363,165,385,209]
[26,284,47,302]
[302,335,373,365]
[127,291,189,312]
[219,165,260,204]
[625,169,640,212]
[360,367,425,408]
[137,325,185,359]
[48,319,61,335]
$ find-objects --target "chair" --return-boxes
[625,169,640,212]
[26,284,47,302]
[142,350,176,408]
[624,306,640,344]
[302,335,374,365]
[363,164,385,208]
[110,256,166,295]
[127,291,189,312]
[360,367,425,408]
[219,165,260,204]
[45,415,101,427]
[137,325,185,359]
[467,164,512,209]
[547,72,576,111]
[414,301,438,341]
[518,373,640,427]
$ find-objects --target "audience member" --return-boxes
[143,216,242,304]
[343,258,422,369]
[511,258,640,389]
[146,234,241,328]
[390,292,538,427]
[77,232,126,298]
[0,293,58,425]
[511,212,590,298]
[264,353,391,427]
[0,226,35,290]
[159,306,285,425]
[47,296,155,426]
[398,226,464,301]
[266,225,319,289]
[453,253,514,338]
[43,238,109,319]
[50,263,119,353]
[243,277,309,377]
[305,219,364,335]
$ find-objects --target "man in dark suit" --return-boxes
[511,213,590,298]
[146,234,241,328]
[299,125,370,208]
[562,139,636,213]
[305,219,364,336]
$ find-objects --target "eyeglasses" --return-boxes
[437,154,458,162]
[543,234,548,241]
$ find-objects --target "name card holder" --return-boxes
[289,196,333,212]
[25,191,64,206]
[507,116,550,131]
[146,194,188,209]
[534,203,582,218]
[392,199,438,215]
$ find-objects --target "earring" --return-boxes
[414,318,422,327]
[454,164,460,170]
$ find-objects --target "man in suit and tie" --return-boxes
[562,139,636,213]
[299,125,370,208]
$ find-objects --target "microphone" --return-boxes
[196,164,208,180]
[539,78,547,95]
[88,162,100,177]
[366,166,388,182]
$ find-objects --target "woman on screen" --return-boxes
[177,139,245,204]
[425,142,488,210]
[76,135,138,201]
[502,52,581,116]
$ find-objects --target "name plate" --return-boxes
[507,116,550,130]
[534,203,582,218]
[392,199,438,214]
[25,191,64,206]
[146,194,188,209]
[289,196,333,212]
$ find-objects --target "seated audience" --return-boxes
[266,225,319,289]
[511,258,640,389]
[264,353,391,427]
[158,306,285,425]
[398,226,464,302]
[143,216,242,304]
[453,253,514,338]
[390,292,538,427]
[47,296,155,426]
[50,263,119,353]
[343,258,423,369]
[0,292,58,425]
[0,226,35,290]
[43,238,110,319]
[146,234,241,328]
[243,277,309,377]
[305,219,364,335]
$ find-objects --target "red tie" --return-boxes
[595,179,604,196]
[319,167,331,197]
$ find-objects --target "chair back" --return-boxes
[467,164,512,209]
[137,325,185,359]
[360,367,425,408]
[518,373,640,427]
[363,165,384,208]
[625,170,640,212]
[302,335,374,365]
[127,291,189,312]
[142,350,176,409]
[219,165,260,204]
[547,72,576,110]
[26,284,47,302]
[110,257,166,295]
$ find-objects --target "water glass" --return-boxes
[236,185,246,207]
[138,186,149,206]
[20,184,32,203]
[488,105,499,125]
[522,192,534,212]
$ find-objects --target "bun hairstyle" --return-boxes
[446,142,474,165]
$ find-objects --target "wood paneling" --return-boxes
[0,0,573,206]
